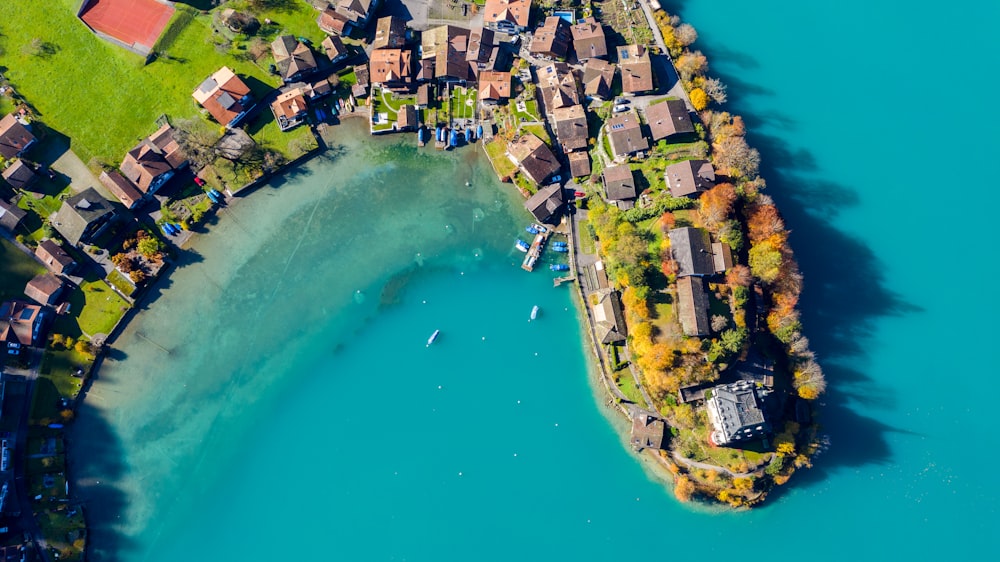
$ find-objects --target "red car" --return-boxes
[193,176,206,187]
[574,191,586,198]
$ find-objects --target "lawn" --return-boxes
[484,138,517,179]
[447,86,477,121]
[0,237,45,301]
[0,1,316,166]
[39,345,92,399]
[53,278,130,339]
[520,123,551,145]
[617,370,649,408]
[512,99,540,123]
[577,219,597,254]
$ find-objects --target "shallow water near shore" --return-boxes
[70,0,1000,557]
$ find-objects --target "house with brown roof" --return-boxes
[582,58,615,101]
[2,159,37,191]
[50,188,116,247]
[416,83,434,108]
[631,411,666,450]
[353,64,370,97]
[35,239,77,275]
[567,151,591,178]
[25,273,65,306]
[537,62,580,114]
[318,0,380,37]
[676,275,711,336]
[524,183,564,225]
[646,99,694,142]
[602,164,638,208]
[369,49,414,91]
[551,105,588,155]
[530,16,571,60]
[422,26,470,83]
[121,123,185,197]
[99,171,143,209]
[0,114,37,160]
[606,111,649,160]
[0,199,27,234]
[664,159,715,197]
[272,36,319,83]
[668,227,715,277]
[321,35,350,65]
[594,290,627,344]
[570,18,607,60]
[373,16,407,50]
[0,300,46,353]
[271,87,309,131]
[507,133,560,185]
[466,26,505,79]
[396,105,418,131]
[192,67,255,128]
[618,44,654,94]
[478,71,511,106]
[484,0,532,33]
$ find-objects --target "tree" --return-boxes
[674,475,695,502]
[702,77,727,104]
[173,118,224,169]
[689,88,708,111]
[713,136,760,179]
[748,239,783,284]
[137,237,162,258]
[726,264,753,288]
[746,203,785,242]
[75,339,94,357]
[733,477,754,493]
[794,359,826,399]
[711,315,729,333]
[675,23,698,46]
[718,220,744,252]
[676,51,708,82]
[699,182,737,228]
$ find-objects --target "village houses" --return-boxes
[271,36,319,84]
[664,159,716,197]
[483,0,532,34]
[617,44,654,94]
[193,67,255,128]
[606,111,649,160]
[0,113,37,160]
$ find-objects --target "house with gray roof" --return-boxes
[507,133,560,185]
[676,276,711,337]
[602,164,637,208]
[593,290,627,344]
[551,104,588,152]
[524,183,564,225]
[665,159,715,197]
[2,159,37,191]
[50,188,116,247]
[272,35,319,83]
[631,411,666,450]
[706,380,771,446]
[0,199,27,234]
[606,111,648,160]
[668,227,715,277]
[712,241,733,273]
[645,99,694,142]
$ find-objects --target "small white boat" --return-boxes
[426,329,440,347]
[530,305,539,321]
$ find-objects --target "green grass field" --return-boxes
[0,1,318,165]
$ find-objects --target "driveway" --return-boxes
[34,136,114,200]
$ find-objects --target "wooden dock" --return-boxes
[521,231,550,272]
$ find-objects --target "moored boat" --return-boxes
[426,329,440,347]
[551,246,568,253]
[550,264,569,271]
[515,239,530,252]
[530,305,539,320]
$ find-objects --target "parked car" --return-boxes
[612,104,629,113]
[549,175,562,185]
[193,176,206,187]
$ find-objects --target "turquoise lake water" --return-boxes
[69,1,999,559]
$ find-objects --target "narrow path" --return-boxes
[637,0,668,54]
[671,451,759,479]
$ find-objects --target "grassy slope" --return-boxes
[0,0,319,165]
[0,238,45,301]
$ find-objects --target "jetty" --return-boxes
[521,230,550,272]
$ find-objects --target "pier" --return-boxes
[521,230,550,272]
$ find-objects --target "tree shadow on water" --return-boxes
[661,0,923,478]
[67,400,135,561]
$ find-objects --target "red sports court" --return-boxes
[80,0,175,50]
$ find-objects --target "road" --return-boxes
[637,0,667,55]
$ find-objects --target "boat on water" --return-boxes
[427,329,440,347]
[551,246,568,253]
[515,239,530,252]
[530,305,539,321]
[466,127,474,141]
[526,225,539,235]
[449,129,458,147]
[477,124,484,139]
[339,98,346,110]
[162,224,174,236]
[418,127,426,144]
[533,223,547,233]
[205,190,220,204]
[550,264,569,271]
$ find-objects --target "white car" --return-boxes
[612,104,629,113]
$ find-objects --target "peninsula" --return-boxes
[0,0,824,559]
